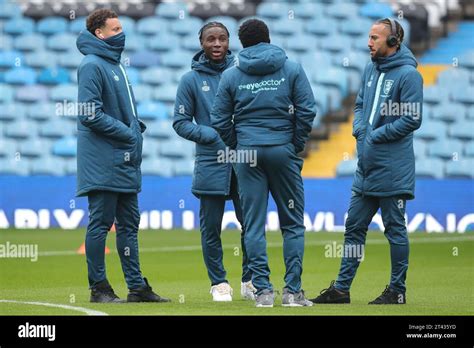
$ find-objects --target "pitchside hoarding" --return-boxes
[0,176,472,232]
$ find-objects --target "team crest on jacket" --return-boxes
[202,81,210,92]
[383,79,394,95]
[111,70,120,82]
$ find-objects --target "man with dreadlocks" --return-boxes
[173,21,255,302]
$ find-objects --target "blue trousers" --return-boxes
[199,172,251,286]
[85,190,145,290]
[335,193,409,293]
[234,143,305,295]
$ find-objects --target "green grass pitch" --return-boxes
[0,229,472,315]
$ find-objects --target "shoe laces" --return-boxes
[380,285,391,297]
[213,283,232,295]
[319,280,336,295]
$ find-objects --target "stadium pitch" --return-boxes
[0,229,472,316]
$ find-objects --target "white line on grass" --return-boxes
[37,235,474,257]
[0,300,108,316]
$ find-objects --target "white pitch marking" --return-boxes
[35,235,474,257]
[0,300,108,316]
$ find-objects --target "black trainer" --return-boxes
[369,285,406,304]
[309,280,350,304]
[90,280,124,303]
[127,277,171,303]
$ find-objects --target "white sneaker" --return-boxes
[210,282,233,302]
[241,281,257,300]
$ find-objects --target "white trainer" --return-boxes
[241,281,257,300]
[210,282,233,302]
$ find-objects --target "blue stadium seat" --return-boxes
[286,34,317,52]
[332,50,369,74]
[147,32,176,52]
[445,159,474,179]
[413,139,428,159]
[181,35,202,52]
[467,106,474,120]
[269,19,304,37]
[0,2,22,19]
[18,139,51,158]
[414,120,447,141]
[0,84,15,103]
[37,67,70,85]
[137,101,169,120]
[169,17,203,36]
[451,86,474,104]
[131,84,153,103]
[436,68,471,87]
[415,158,445,179]
[326,3,360,19]
[14,33,45,51]
[155,2,189,20]
[30,156,66,176]
[141,138,160,158]
[312,67,349,97]
[136,16,168,36]
[68,16,87,33]
[140,67,173,86]
[0,158,30,176]
[0,138,17,158]
[118,16,136,34]
[319,34,353,53]
[464,141,474,157]
[0,50,24,68]
[141,157,175,177]
[49,84,77,102]
[57,51,83,69]
[39,120,74,139]
[47,33,78,52]
[359,2,393,19]
[423,85,450,105]
[37,17,68,35]
[174,159,194,176]
[64,159,77,175]
[431,103,465,123]
[339,17,372,37]
[459,50,474,70]
[428,139,464,160]
[3,17,35,35]
[160,50,192,69]
[122,34,147,52]
[26,51,58,69]
[305,18,335,37]
[16,85,49,103]
[228,34,242,52]
[299,51,332,70]
[27,103,56,121]
[336,159,358,177]
[256,2,290,20]
[449,120,474,140]
[0,34,13,50]
[0,103,27,122]
[312,86,329,118]
[129,50,161,68]
[146,120,174,138]
[52,136,77,157]
[4,120,36,139]
[292,2,326,20]
[160,139,194,159]
[154,84,178,103]
[4,67,36,85]
[125,67,140,85]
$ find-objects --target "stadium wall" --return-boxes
[0,176,472,233]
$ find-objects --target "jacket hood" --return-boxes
[191,50,236,75]
[237,42,287,75]
[76,30,123,64]
[372,44,418,72]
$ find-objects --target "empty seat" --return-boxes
[136,16,168,36]
[449,120,474,140]
[129,51,161,68]
[269,19,304,37]
[146,120,174,138]
[339,17,373,37]
[459,50,474,70]
[0,35,13,51]
[4,67,36,85]
[414,120,447,140]
[130,84,153,103]
[428,139,464,159]
[4,120,37,139]
[122,34,147,52]
[50,84,77,102]
[452,86,474,104]
[292,2,326,20]
[140,67,173,86]
[137,101,169,120]
[256,2,289,20]
[141,157,174,176]
[0,138,18,158]
[174,159,194,176]
[154,84,178,103]
[286,34,318,53]
[0,103,28,122]
[169,17,203,36]
[147,32,176,52]
[445,159,474,179]
[319,34,352,53]
[464,141,474,157]
[14,33,46,51]
[431,103,465,123]
[64,158,77,175]
[326,3,360,19]
[39,120,74,139]
[436,68,471,87]
[27,103,57,121]
[37,17,68,35]
[47,33,77,51]
[423,85,450,105]
[30,156,66,176]
[359,3,394,19]
[0,50,24,68]
[0,3,22,19]
[0,158,30,175]
[160,50,193,69]
[415,158,445,179]
[57,51,83,69]
[312,67,349,97]
[181,35,202,52]
[52,136,77,157]
[16,85,49,103]
[141,137,160,158]
[155,2,189,20]
[305,18,335,37]
[18,139,52,158]
[413,139,428,159]
[160,140,194,159]
[336,159,358,177]
[3,17,35,35]
[26,51,58,69]
[124,67,140,85]
[37,67,70,85]
[69,16,87,33]
[0,84,15,103]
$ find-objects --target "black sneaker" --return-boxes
[90,280,124,303]
[127,277,171,303]
[309,280,350,304]
[369,285,406,304]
